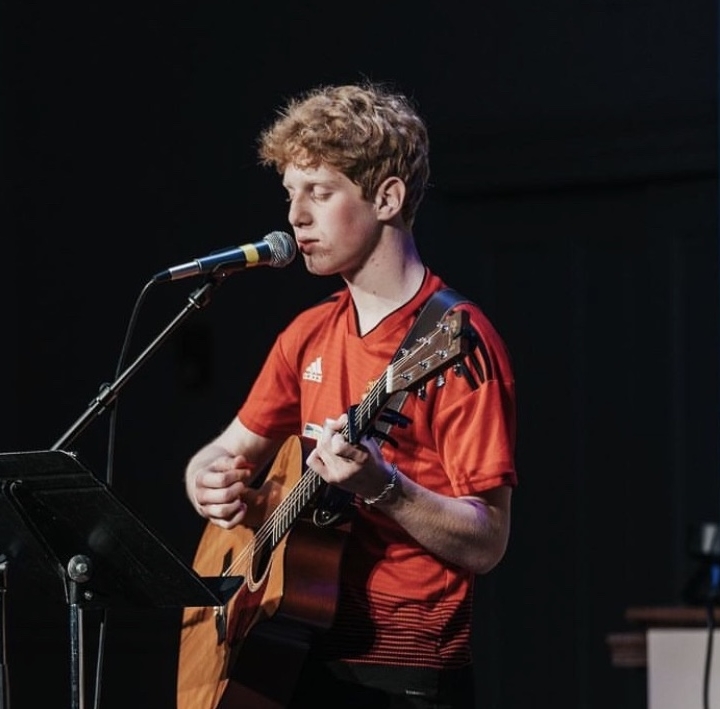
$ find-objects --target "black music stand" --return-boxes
[0,449,242,709]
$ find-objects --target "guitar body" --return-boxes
[176,435,350,709]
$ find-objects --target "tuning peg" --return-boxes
[453,361,479,390]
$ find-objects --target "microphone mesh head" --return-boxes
[264,231,297,267]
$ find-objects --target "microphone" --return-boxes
[152,231,297,283]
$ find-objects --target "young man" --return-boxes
[182,82,517,708]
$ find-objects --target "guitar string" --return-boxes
[216,321,452,581]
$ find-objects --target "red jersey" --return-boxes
[238,269,517,669]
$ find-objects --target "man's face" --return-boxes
[282,164,382,278]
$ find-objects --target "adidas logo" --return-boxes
[303,356,322,383]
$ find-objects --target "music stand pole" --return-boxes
[0,555,8,709]
[66,555,92,709]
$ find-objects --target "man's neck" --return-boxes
[346,244,426,336]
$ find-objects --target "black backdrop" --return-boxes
[3,1,718,707]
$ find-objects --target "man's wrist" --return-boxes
[362,463,399,506]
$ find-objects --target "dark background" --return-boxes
[2,1,718,707]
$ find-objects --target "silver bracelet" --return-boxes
[362,463,399,506]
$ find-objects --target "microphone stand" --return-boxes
[52,273,227,452]
[35,272,229,709]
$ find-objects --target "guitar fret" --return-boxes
[268,468,325,547]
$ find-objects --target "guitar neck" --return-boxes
[265,465,325,547]
[258,309,469,552]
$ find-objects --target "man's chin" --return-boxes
[303,256,337,277]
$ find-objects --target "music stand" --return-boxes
[0,449,242,709]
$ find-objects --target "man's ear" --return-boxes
[374,177,406,221]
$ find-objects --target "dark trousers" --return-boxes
[287,656,476,709]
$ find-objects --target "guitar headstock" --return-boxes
[386,309,470,394]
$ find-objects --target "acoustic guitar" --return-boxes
[176,308,470,709]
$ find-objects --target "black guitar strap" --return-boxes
[403,287,473,354]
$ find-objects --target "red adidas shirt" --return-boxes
[238,269,517,668]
